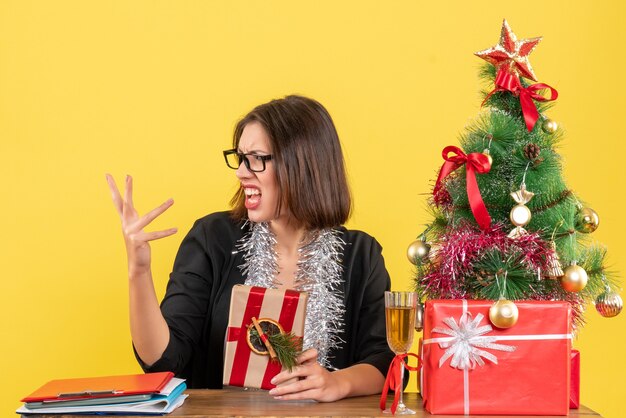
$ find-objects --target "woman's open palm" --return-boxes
[105,174,177,276]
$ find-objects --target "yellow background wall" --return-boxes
[2,1,624,416]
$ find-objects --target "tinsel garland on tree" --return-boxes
[411,19,622,329]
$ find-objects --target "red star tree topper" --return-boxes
[475,19,542,81]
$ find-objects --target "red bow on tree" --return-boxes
[433,146,492,231]
[379,353,421,414]
[484,68,558,131]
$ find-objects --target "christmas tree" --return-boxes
[410,19,622,329]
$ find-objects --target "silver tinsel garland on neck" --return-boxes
[237,221,279,289]
[236,221,346,369]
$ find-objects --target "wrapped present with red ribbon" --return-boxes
[223,285,308,390]
[421,299,571,415]
[570,349,580,409]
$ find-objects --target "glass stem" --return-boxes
[398,361,405,407]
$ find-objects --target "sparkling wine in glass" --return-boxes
[383,291,417,415]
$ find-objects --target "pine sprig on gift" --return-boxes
[249,328,303,371]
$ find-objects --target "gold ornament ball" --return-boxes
[575,207,600,233]
[595,291,623,318]
[482,150,493,167]
[561,265,588,292]
[542,119,558,134]
[407,240,430,264]
[510,204,532,227]
[489,299,519,328]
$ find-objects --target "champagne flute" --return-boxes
[383,291,417,415]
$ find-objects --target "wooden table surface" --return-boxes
[22,389,602,417]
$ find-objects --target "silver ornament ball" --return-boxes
[414,302,424,332]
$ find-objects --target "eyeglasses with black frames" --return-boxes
[223,149,273,173]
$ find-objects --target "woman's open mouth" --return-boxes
[244,186,261,210]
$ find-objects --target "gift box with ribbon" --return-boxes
[223,285,308,390]
[421,299,571,415]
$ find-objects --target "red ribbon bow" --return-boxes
[433,146,492,231]
[379,353,421,414]
[484,68,558,131]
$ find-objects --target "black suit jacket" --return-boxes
[136,211,394,389]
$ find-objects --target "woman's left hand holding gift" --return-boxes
[268,349,347,402]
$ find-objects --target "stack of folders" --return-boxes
[17,371,187,415]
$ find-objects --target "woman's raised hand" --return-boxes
[105,174,177,277]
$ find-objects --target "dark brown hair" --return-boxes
[230,95,352,229]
